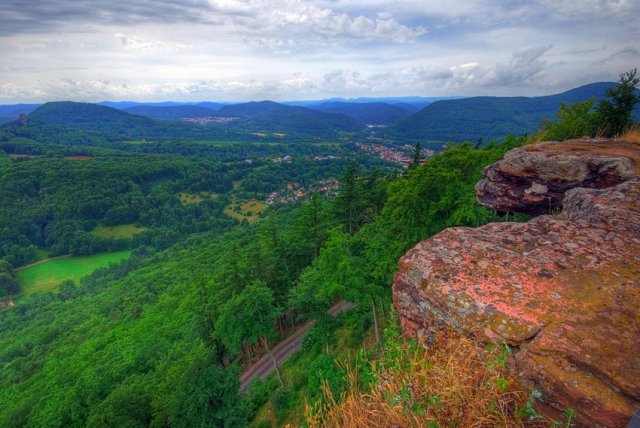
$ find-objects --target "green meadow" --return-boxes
[16,250,132,295]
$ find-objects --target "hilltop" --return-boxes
[389,82,630,142]
[216,101,363,137]
[123,105,219,120]
[308,101,414,125]
[29,101,154,130]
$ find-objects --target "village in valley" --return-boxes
[356,142,434,168]
[263,142,433,206]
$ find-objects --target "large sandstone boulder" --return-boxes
[476,138,639,216]
[393,139,640,427]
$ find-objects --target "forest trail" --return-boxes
[239,300,353,393]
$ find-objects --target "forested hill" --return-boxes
[389,82,620,142]
[216,101,364,137]
[29,101,154,132]
[307,101,414,125]
[123,105,219,120]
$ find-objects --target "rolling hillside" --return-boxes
[309,101,413,125]
[124,105,218,120]
[390,82,622,142]
[28,101,155,133]
[216,101,364,136]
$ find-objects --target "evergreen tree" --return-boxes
[410,142,422,169]
[595,68,640,136]
[215,281,285,386]
[0,260,19,298]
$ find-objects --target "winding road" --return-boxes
[239,300,353,393]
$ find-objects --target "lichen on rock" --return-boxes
[393,138,640,427]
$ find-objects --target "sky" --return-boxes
[1,0,638,103]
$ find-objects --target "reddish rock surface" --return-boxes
[476,138,639,216]
[393,140,640,427]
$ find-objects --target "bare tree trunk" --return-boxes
[371,296,380,344]
[379,296,387,318]
[261,336,284,387]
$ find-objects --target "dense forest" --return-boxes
[1,72,637,426]
[0,120,524,425]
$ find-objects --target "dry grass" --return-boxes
[305,333,550,428]
[616,125,640,144]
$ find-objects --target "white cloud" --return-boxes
[265,2,426,43]
[115,34,191,51]
[0,0,638,102]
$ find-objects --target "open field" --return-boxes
[17,250,132,295]
[93,224,146,238]
[224,199,268,223]
[177,191,218,205]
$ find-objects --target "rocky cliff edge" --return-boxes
[393,139,640,427]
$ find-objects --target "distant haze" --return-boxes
[1,0,638,103]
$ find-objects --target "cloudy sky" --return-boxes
[1,0,638,103]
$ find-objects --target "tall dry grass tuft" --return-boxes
[616,125,640,144]
[306,332,551,428]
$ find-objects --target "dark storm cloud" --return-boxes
[0,0,244,35]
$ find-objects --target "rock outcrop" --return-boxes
[393,139,640,427]
[476,138,639,216]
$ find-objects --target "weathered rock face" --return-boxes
[393,139,640,427]
[476,138,639,216]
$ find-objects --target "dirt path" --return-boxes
[239,300,354,393]
[15,255,71,271]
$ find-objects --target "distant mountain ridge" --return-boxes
[6,81,639,142]
[0,104,41,125]
[389,82,628,142]
[124,105,219,120]
[216,101,363,137]
[308,102,414,125]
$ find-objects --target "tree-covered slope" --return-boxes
[29,102,155,132]
[124,105,218,120]
[308,101,413,125]
[390,82,620,142]
[0,235,248,427]
[0,137,526,427]
[217,101,364,136]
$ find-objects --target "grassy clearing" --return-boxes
[224,200,268,223]
[93,224,146,238]
[17,250,132,295]
[177,191,218,205]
